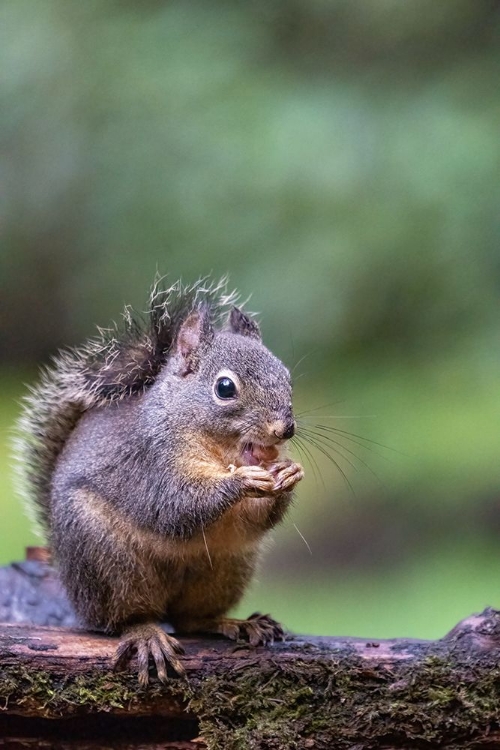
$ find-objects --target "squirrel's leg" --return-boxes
[113,462,289,680]
[167,465,303,646]
[206,468,302,644]
[205,613,285,645]
[51,486,186,684]
[215,462,304,644]
[174,612,285,646]
[114,622,185,686]
[170,552,286,646]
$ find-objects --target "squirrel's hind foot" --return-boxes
[217,613,286,646]
[114,623,185,686]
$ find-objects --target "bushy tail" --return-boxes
[13,276,239,535]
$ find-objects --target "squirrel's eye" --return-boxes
[215,376,237,400]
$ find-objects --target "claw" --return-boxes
[218,613,286,646]
[113,623,185,685]
[234,465,276,494]
[273,461,304,492]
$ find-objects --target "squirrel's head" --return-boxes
[163,304,295,462]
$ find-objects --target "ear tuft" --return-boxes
[175,304,214,375]
[228,307,261,341]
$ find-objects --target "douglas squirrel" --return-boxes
[15,278,304,684]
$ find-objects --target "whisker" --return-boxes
[299,427,359,474]
[291,350,315,376]
[293,523,312,555]
[290,437,308,475]
[300,422,380,458]
[310,427,388,460]
[294,435,326,493]
[292,435,325,492]
[201,525,213,570]
[300,415,376,420]
[310,424,402,455]
[293,434,324,481]
[296,401,346,417]
[299,432,355,496]
[311,429,390,464]
[299,426,383,484]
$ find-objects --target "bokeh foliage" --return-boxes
[1,0,499,638]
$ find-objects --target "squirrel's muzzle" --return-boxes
[270,420,295,441]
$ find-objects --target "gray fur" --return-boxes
[13,277,240,532]
[13,277,300,641]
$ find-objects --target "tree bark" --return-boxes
[1,554,500,749]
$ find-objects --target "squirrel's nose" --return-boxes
[273,421,295,441]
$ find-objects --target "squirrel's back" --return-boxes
[13,277,240,533]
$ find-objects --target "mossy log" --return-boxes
[1,554,500,749]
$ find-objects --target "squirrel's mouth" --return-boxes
[241,442,279,467]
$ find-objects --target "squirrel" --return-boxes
[14,277,304,684]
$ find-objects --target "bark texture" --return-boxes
[1,555,500,749]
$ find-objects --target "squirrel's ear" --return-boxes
[175,305,214,375]
[228,307,261,341]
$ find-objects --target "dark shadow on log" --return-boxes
[1,552,500,749]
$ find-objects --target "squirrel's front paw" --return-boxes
[114,623,185,686]
[234,465,275,495]
[270,460,304,492]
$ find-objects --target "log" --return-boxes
[1,553,500,749]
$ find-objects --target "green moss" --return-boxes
[188,648,500,749]
[2,645,500,749]
[0,664,184,717]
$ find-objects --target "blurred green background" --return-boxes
[1,0,500,640]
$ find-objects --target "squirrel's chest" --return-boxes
[199,494,276,551]
[150,493,278,565]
